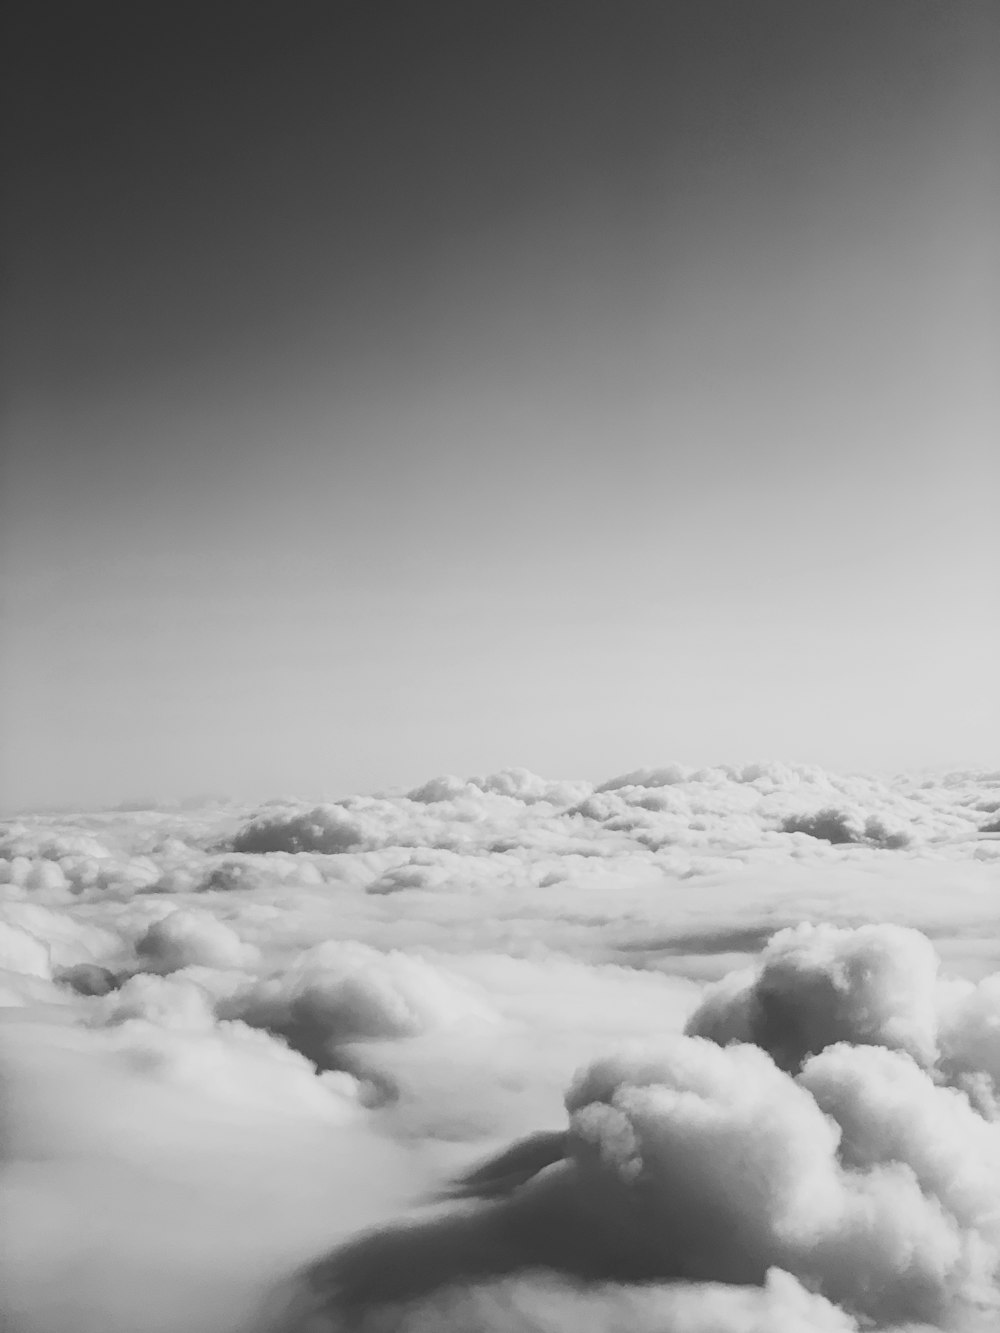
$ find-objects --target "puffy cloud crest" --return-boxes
[282,923,1000,1330]
[220,940,496,1098]
[282,1027,994,1328]
[9,763,987,908]
[596,764,690,792]
[782,808,912,849]
[135,908,258,974]
[408,769,590,808]
[686,923,941,1072]
[563,1035,993,1327]
[231,805,367,854]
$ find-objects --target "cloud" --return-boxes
[782,808,912,849]
[272,1266,862,1333]
[4,764,1000,1333]
[278,920,1000,1330]
[0,1016,428,1333]
[596,763,691,791]
[685,923,942,1072]
[466,769,591,807]
[55,962,121,995]
[217,940,497,1107]
[798,1043,1000,1234]
[231,805,368,854]
[937,974,1000,1111]
[561,1037,984,1325]
[407,769,590,808]
[282,1034,997,1327]
[0,919,52,979]
[134,908,258,973]
[198,855,323,894]
[98,969,223,1028]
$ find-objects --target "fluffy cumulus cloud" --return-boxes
[561,1038,992,1326]
[284,1012,1000,1329]
[2,763,1000,1333]
[686,922,942,1072]
[135,907,259,973]
[218,940,497,1104]
[275,1267,861,1333]
[781,808,913,849]
[231,805,370,855]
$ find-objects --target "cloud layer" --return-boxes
[2,762,999,1332]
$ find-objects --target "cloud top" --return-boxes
[4,763,1000,1333]
[686,922,941,1072]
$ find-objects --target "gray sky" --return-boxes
[3,0,998,809]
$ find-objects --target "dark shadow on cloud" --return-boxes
[54,963,122,996]
[781,808,911,848]
[261,923,1000,1332]
[273,1154,765,1331]
[201,858,268,892]
[436,1131,568,1202]
[230,806,364,854]
[220,991,402,1105]
[250,1014,401,1106]
[685,921,941,1074]
[615,925,785,958]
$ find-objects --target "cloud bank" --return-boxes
[282,927,1000,1328]
[2,762,999,1332]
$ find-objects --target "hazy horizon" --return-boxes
[4,0,998,807]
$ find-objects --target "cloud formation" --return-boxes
[686,922,942,1072]
[283,978,1000,1330]
[135,908,259,973]
[270,911,1000,1330]
[2,762,1000,1333]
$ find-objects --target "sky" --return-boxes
[2,0,998,810]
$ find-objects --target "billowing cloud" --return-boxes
[55,961,120,995]
[685,922,942,1072]
[135,908,258,973]
[284,1027,1000,1330]
[218,940,497,1107]
[231,804,370,854]
[3,764,1000,1333]
[273,1266,862,1333]
[274,916,1000,1331]
[781,808,912,849]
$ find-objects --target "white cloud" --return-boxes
[0,920,52,979]
[220,939,497,1096]
[135,908,258,973]
[274,1267,862,1333]
[284,1028,995,1328]
[3,763,1000,1332]
[231,804,369,854]
[686,923,942,1072]
[0,1018,428,1333]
